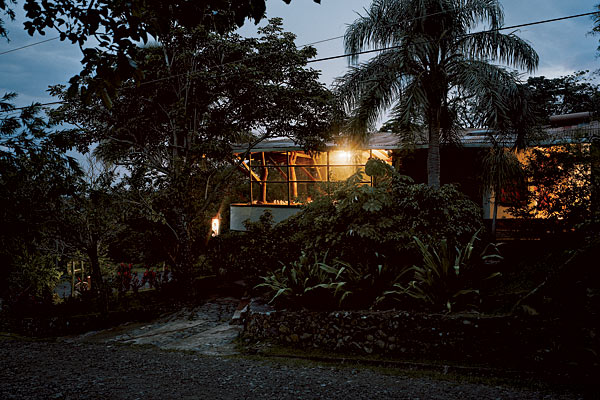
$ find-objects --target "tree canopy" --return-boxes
[0,93,82,303]
[527,71,600,120]
[51,19,337,282]
[0,0,321,101]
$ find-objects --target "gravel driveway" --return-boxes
[0,340,586,400]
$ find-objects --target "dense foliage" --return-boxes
[279,165,483,272]
[1,0,321,100]
[527,71,600,119]
[0,94,82,305]
[52,20,336,284]
[508,143,600,228]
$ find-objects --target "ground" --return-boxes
[0,341,584,400]
[0,298,595,399]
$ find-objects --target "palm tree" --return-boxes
[336,0,538,188]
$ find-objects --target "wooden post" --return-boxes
[260,152,268,203]
[289,152,298,200]
[71,261,75,298]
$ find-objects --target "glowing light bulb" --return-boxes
[211,217,220,237]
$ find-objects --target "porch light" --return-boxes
[332,150,352,164]
[211,216,220,237]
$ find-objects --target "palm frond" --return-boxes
[450,59,519,130]
[335,51,406,137]
[344,0,418,63]
[458,31,538,72]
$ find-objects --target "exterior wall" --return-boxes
[230,204,302,231]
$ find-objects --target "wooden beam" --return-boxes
[299,166,319,182]
[238,160,262,183]
[289,152,298,199]
[261,153,268,203]
[267,155,288,180]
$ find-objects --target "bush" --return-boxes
[276,162,484,276]
[5,250,62,308]
[509,142,599,229]
[378,231,502,312]
[206,212,282,282]
[209,159,484,311]
[255,253,350,309]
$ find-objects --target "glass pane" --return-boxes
[249,152,287,166]
[295,151,327,166]
[329,165,367,181]
[251,166,288,182]
[293,182,327,204]
[329,150,370,165]
[251,182,289,205]
[292,166,327,182]
[370,149,392,162]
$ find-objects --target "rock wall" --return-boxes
[243,308,598,371]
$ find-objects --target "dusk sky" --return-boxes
[0,0,598,110]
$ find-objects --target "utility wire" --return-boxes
[0,36,59,56]
[138,10,600,87]
[295,3,475,48]
[0,4,472,58]
[307,11,600,64]
[0,101,64,112]
[0,9,598,111]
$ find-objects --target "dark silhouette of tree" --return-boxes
[336,0,538,188]
[51,20,337,285]
[1,0,321,102]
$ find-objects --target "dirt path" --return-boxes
[65,297,242,356]
[1,340,586,400]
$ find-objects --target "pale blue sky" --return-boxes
[1,0,598,108]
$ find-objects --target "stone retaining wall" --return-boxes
[243,309,598,371]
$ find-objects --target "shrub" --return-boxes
[6,250,62,306]
[255,253,352,309]
[508,142,599,229]
[275,162,484,276]
[206,211,282,282]
[379,231,502,312]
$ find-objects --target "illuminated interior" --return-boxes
[234,149,392,206]
[490,144,591,220]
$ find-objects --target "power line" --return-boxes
[307,10,600,64]
[295,3,474,49]
[0,9,598,111]
[0,4,472,58]
[142,4,478,86]
[0,36,59,56]
[138,10,600,87]
[0,101,64,112]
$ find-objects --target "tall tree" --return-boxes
[1,93,82,303]
[1,0,320,101]
[336,0,538,188]
[52,20,336,284]
[527,71,600,119]
[51,156,126,309]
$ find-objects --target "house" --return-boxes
[230,113,599,232]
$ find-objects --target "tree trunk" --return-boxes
[87,241,108,314]
[491,188,499,240]
[427,113,441,188]
[172,208,195,295]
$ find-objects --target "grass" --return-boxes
[232,341,597,397]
